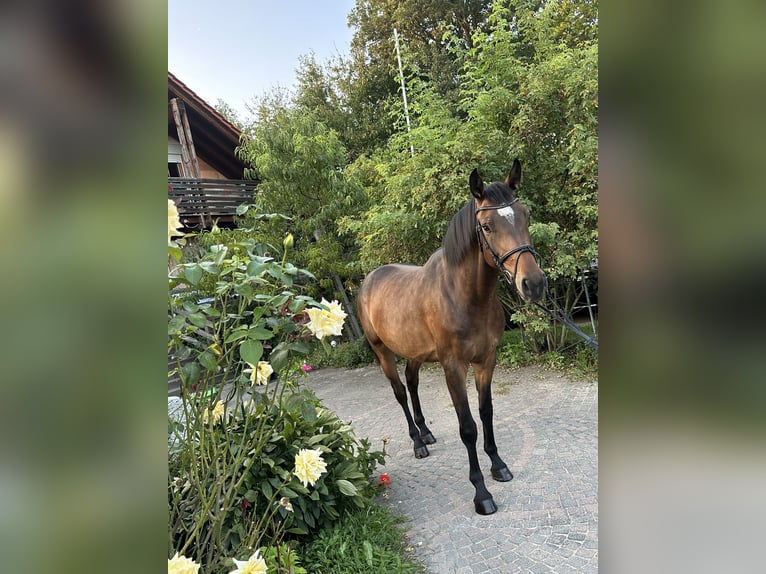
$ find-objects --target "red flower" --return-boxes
[377,473,391,487]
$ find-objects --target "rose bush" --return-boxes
[168,215,384,573]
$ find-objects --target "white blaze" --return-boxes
[497,205,515,225]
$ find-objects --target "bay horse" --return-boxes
[357,159,547,514]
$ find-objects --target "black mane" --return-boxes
[442,182,516,266]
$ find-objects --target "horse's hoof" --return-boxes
[414,445,430,458]
[474,498,498,515]
[492,467,513,482]
[421,432,437,445]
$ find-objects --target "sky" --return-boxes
[168,0,357,119]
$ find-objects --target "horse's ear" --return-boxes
[505,159,522,190]
[469,168,484,199]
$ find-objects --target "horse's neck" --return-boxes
[449,249,499,303]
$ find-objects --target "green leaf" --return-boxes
[239,340,263,364]
[187,312,207,328]
[307,434,329,445]
[202,306,220,318]
[261,481,273,500]
[181,362,200,386]
[289,341,310,354]
[199,262,220,274]
[167,315,186,334]
[246,260,267,277]
[168,245,183,262]
[269,343,291,372]
[267,267,292,286]
[198,350,217,372]
[235,204,249,215]
[182,301,199,313]
[301,401,317,424]
[224,330,249,344]
[280,486,299,498]
[235,283,254,299]
[244,489,257,502]
[247,326,273,340]
[184,264,203,285]
[335,479,358,496]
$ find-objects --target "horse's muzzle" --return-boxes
[519,273,547,302]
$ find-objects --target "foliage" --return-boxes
[262,543,307,574]
[495,325,597,379]
[304,338,376,370]
[235,99,368,332]
[218,0,598,356]
[300,504,424,574]
[168,227,385,573]
[168,384,385,565]
[341,0,598,351]
[348,0,492,111]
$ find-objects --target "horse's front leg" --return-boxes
[473,356,513,482]
[443,361,497,515]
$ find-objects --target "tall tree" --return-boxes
[236,96,367,337]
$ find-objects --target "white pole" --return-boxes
[393,27,414,158]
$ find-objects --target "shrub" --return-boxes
[168,216,384,573]
[168,381,385,566]
[305,338,375,370]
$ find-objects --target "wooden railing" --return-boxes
[168,177,259,228]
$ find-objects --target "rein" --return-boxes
[475,199,541,285]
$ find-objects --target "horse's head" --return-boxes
[470,159,547,302]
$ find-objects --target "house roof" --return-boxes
[168,72,251,179]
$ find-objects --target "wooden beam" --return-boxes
[178,100,201,178]
[170,97,206,224]
[170,98,196,178]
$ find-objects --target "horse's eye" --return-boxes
[482,224,491,232]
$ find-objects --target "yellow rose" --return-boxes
[168,552,200,574]
[168,199,183,245]
[294,448,328,487]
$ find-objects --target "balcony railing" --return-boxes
[168,177,259,228]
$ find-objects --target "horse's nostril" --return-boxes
[521,278,530,293]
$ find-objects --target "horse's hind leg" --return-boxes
[375,347,430,458]
[405,360,436,445]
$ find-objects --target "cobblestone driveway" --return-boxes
[304,364,598,573]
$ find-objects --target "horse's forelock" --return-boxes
[483,181,516,204]
[442,183,516,266]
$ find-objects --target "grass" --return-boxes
[300,504,424,574]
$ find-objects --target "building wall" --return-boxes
[168,136,226,179]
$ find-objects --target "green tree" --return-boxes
[236,96,367,338]
[293,53,391,160]
[348,0,492,108]
[214,98,244,131]
[344,0,598,352]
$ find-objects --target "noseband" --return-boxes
[475,199,541,286]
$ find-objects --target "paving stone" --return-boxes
[304,364,598,573]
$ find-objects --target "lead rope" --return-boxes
[533,298,599,353]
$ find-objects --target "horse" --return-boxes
[357,159,547,515]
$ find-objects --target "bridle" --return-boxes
[475,198,542,286]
